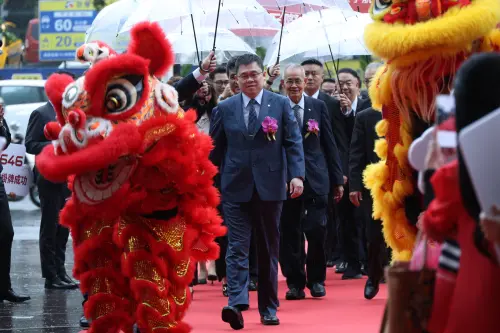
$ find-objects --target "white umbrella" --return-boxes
[85,0,140,44]
[167,28,255,64]
[264,10,371,66]
[275,0,352,10]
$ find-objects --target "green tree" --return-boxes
[181,64,193,77]
[256,46,266,61]
[359,55,373,71]
[93,0,119,12]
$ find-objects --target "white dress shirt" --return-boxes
[289,96,305,128]
[192,68,207,83]
[242,89,264,128]
[342,97,358,117]
[304,90,320,99]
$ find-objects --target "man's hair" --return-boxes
[300,59,324,68]
[209,65,228,80]
[167,75,183,85]
[322,78,336,85]
[226,56,239,76]
[365,62,383,73]
[338,67,361,87]
[55,70,77,79]
[284,64,305,79]
[235,54,264,74]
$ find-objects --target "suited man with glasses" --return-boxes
[210,54,305,330]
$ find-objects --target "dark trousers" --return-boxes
[0,179,14,292]
[38,176,70,280]
[280,195,328,290]
[223,190,282,316]
[338,185,364,272]
[325,196,342,262]
[361,189,388,282]
[249,229,258,281]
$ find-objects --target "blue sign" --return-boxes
[39,1,97,62]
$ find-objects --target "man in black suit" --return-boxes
[334,67,372,279]
[0,97,30,303]
[279,64,344,301]
[301,59,348,273]
[25,73,78,291]
[348,107,388,299]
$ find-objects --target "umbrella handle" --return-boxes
[212,0,223,51]
[276,6,286,64]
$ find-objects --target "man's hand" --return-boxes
[339,94,352,112]
[267,63,280,81]
[343,175,348,184]
[289,177,304,199]
[334,185,344,202]
[220,84,233,100]
[480,205,500,243]
[349,191,362,207]
[200,51,217,74]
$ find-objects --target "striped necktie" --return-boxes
[248,99,258,134]
[293,104,302,128]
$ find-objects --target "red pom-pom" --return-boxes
[44,121,62,141]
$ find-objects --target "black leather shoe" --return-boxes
[79,315,90,328]
[342,267,363,280]
[326,260,335,268]
[222,306,244,330]
[44,277,75,290]
[0,289,30,303]
[309,283,326,298]
[248,280,257,291]
[285,288,305,300]
[261,315,280,325]
[364,279,380,300]
[59,272,79,289]
[335,262,347,274]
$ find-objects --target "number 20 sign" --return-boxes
[0,143,32,198]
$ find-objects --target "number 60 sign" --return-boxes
[0,143,33,198]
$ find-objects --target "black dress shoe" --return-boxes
[309,283,326,298]
[79,315,90,328]
[285,288,305,300]
[261,315,280,326]
[326,260,335,268]
[59,272,79,289]
[44,277,75,290]
[222,283,228,297]
[335,262,347,274]
[222,306,244,330]
[364,279,380,300]
[0,289,30,303]
[342,268,363,280]
[248,280,257,291]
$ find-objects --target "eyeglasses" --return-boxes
[214,80,230,86]
[238,71,263,81]
[285,79,303,86]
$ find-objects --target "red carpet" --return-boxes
[80,269,387,332]
[186,269,387,332]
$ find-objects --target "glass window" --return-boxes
[0,86,48,105]
[32,23,39,40]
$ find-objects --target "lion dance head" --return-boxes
[36,22,224,333]
[363,0,500,260]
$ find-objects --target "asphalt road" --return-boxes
[1,197,82,333]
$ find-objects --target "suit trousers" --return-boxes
[361,189,389,282]
[338,184,364,272]
[280,195,328,290]
[0,179,14,292]
[38,176,71,280]
[325,196,342,262]
[215,203,227,281]
[223,190,282,317]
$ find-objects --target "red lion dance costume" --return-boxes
[363,0,500,261]
[36,22,225,333]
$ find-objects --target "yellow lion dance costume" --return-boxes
[363,0,500,261]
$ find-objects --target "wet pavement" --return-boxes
[1,197,82,333]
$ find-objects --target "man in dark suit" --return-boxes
[210,54,305,329]
[0,97,30,303]
[25,83,78,291]
[175,51,217,103]
[279,64,344,301]
[349,107,388,299]
[333,67,372,279]
[301,59,349,273]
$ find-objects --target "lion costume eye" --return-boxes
[371,0,392,19]
[104,75,144,114]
